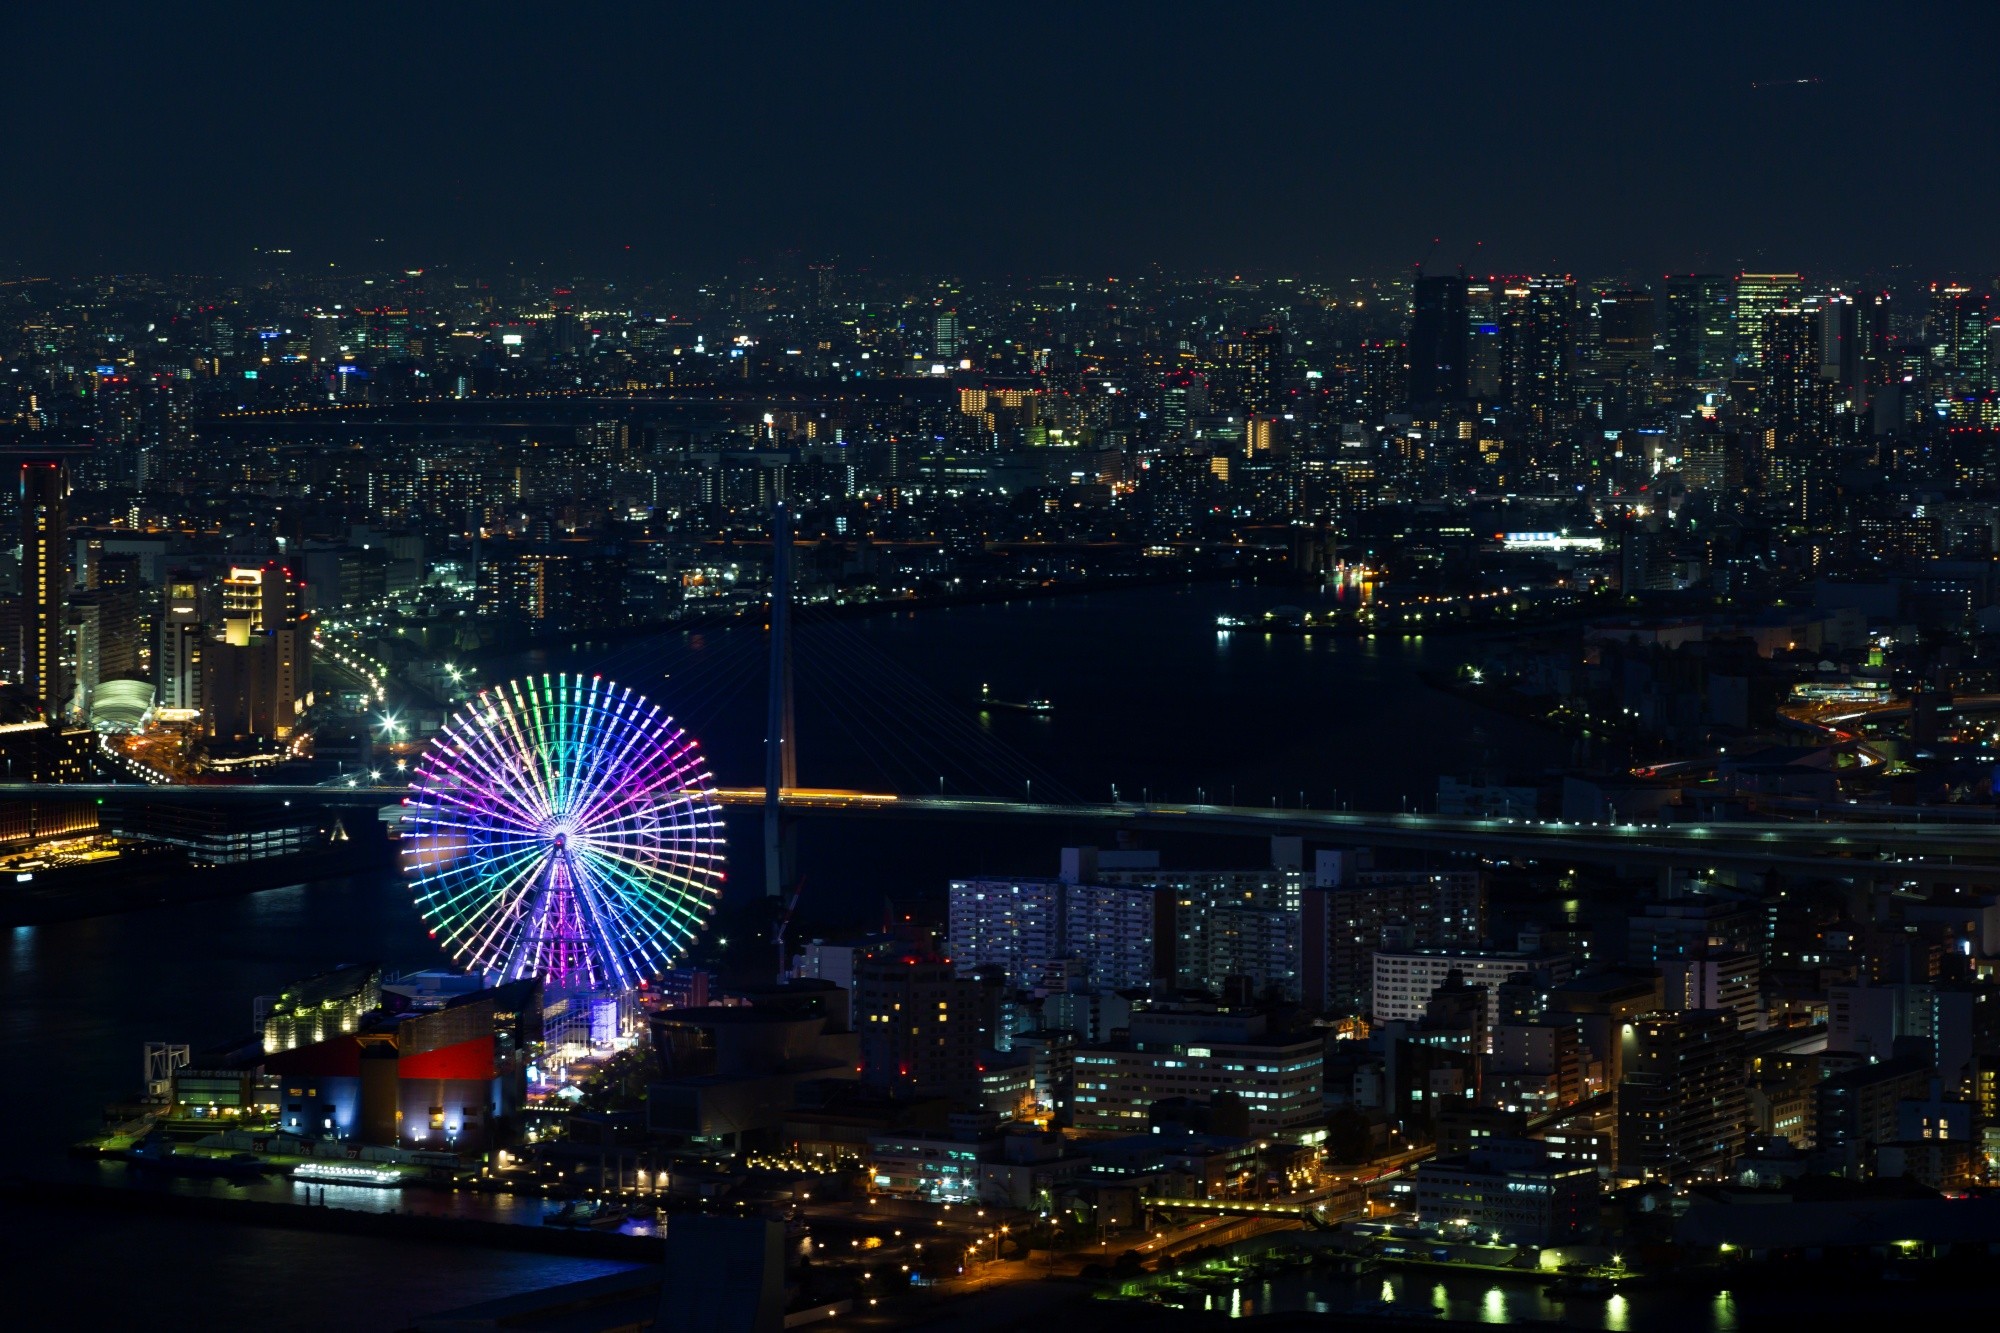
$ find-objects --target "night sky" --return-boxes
[2,2,1994,278]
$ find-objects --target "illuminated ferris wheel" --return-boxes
[401,673,725,993]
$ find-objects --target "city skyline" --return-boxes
[9,6,2000,1326]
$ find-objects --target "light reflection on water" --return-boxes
[1184,1269,1757,1331]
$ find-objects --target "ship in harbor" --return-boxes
[978,683,1053,715]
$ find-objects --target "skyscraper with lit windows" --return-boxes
[1732,272,1802,371]
[16,457,67,718]
[1662,274,1733,381]
[1500,276,1576,433]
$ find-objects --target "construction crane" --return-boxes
[1411,236,1441,278]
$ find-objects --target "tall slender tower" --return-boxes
[1406,274,1470,407]
[18,458,68,718]
[763,502,797,897]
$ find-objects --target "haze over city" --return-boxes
[3,3,1996,277]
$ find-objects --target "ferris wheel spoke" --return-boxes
[407,794,546,840]
[576,730,702,825]
[477,848,560,977]
[434,721,555,811]
[564,855,642,990]
[524,675,574,816]
[569,849,708,944]
[564,693,661,829]
[508,680,564,816]
[575,842,722,934]
[425,843,551,964]
[568,700,688,829]
[486,683,558,825]
[571,860,684,978]
[418,840,545,927]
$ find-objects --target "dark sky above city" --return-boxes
[3,2,1995,280]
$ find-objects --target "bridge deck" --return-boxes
[12,783,2000,881]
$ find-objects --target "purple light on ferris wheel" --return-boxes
[401,673,726,992]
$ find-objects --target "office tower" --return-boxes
[1732,272,1802,370]
[1466,280,1506,398]
[223,563,309,664]
[1406,275,1470,406]
[156,580,204,716]
[1820,290,1894,404]
[205,564,313,740]
[1661,274,1733,381]
[932,310,961,360]
[1761,307,1840,527]
[1593,289,1656,387]
[1761,307,1832,449]
[1160,368,1200,436]
[852,954,989,1100]
[1357,340,1407,419]
[1617,1010,1746,1181]
[308,312,340,363]
[1240,325,1283,414]
[1930,282,1992,390]
[1500,276,1576,431]
[359,307,412,359]
[67,588,138,720]
[17,458,67,718]
[1159,370,1207,438]
[550,307,581,356]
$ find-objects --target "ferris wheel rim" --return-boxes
[400,672,725,992]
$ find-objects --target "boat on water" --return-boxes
[292,1161,406,1189]
[979,683,1052,714]
[545,1198,632,1230]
